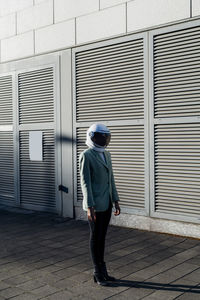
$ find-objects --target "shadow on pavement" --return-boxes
[107,280,200,293]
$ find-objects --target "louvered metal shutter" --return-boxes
[18,67,54,124]
[75,36,145,210]
[108,126,145,208]
[154,26,200,118]
[155,124,200,216]
[76,39,144,122]
[0,132,15,206]
[18,66,57,212]
[153,25,200,219]
[20,130,56,210]
[0,75,14,206]
[0,75,13,125]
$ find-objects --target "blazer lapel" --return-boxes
[104,151,111,168]
[90,149,109,169]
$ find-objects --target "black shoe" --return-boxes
[93,265,108,286]
[100,262,116,281]
[93,274,108,286]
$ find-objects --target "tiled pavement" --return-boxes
[0,207,200,300]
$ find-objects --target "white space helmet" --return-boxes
[87,124,111,148]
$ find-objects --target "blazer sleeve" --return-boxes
[109,153,120,202]
[79,152,95,208]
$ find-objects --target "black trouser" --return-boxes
[88,202,112,267]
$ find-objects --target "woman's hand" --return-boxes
[114,201,121,216]
[87,207,96,222]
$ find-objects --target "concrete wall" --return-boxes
[0,0,199,62]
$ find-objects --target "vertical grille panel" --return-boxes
[76,39,144,122]
[77,125,145,209]
[154,26,200,118]
[18,67,54,124]
[0,132,15,205]
[155,123,200,216]
[0,75,13,125]
[20,130,56,210]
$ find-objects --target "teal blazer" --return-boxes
[79,148,119,212]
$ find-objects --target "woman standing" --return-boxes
[79,123,120,286]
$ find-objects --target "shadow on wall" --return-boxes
[56,135,77,144]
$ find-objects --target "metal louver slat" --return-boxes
[18,67,54,124]
[76,39,144,122]
[0,75,13,125]
[154,124,200,216]
[20,130,56,210]
[154,26,200,118]
[0,132,14,205]
[76,125,145,209]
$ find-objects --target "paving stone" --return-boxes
[31,284,60,297]
[181,268,200,283]
[17,279,46,291]
[175,290,200,300]
[3,274,31,286]
[0,287,24,298]
[0,272,16,281]
[22,269,50,279]
[67,281,115,299]
[0,281,10,291]
[9,293,40,300]
[70,262,92,272]
[38,264,63,273]
[44,290,74,300]
[186,256,200,265]
[69,271,91,283]
[172,278,199,292]
[51,277,80,290]
[149,273,183,284]
[142,289,182,300]
[37,273,63,285]
[54,266,80,279]
[107,285,154,299]
[54,256,83,268]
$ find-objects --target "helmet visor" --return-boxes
[91,132,111,147]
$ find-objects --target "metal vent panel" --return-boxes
[18,67,54,124]
[0,132,15,205]
[0,75,13,125]
[77,125,145,209]
[154,26,200,118]
[75,39,144,122]
[19,130,56,210]
[155,123,200,216]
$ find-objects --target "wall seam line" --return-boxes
[75,18,77,45]
[33,30,35,54]
[15,12,17,35]
[53,0,55,24]
[126,2,128,33]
